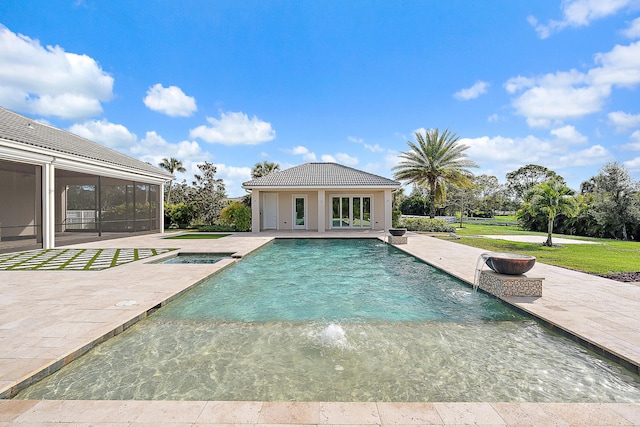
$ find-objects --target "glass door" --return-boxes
[293,196,306,229]
[330,196,372,228]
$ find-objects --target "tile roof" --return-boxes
[243,162,400,188]
[0,107,172,178]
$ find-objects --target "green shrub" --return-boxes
[165,202,196,228]
[219,202,252,232]
[399,217,454,232]
[197,224,237,232]
[392,210,402,228]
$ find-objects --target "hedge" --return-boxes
[399,217,455,233]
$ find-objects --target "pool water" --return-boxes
[16,239,640,402]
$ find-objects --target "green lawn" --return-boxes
[164,233,230,239]
[432,217,640,275]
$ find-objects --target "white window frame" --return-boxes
[329,194,373,229]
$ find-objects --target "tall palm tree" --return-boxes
[526,179,578,247]
[158,157,186,203]
[393,128,478,218]
[251,161,280,179]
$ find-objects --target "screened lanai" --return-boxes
[0,107,172,254]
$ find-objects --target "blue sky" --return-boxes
[1,0,640,197]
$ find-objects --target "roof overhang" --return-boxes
[242,184,401,191]
[0,138,173,184]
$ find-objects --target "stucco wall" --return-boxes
[258,188,390,232]
[274,191,318,230]
[0,170,37,238]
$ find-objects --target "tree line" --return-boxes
[158,159,279,231]
[392,129,640,244]
[157,129,640,243]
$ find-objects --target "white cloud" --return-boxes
[348,135,385,153]
[608,110,640,131]
[285,145,317,161]
[506,41,640,127]
[133,131,205,160]
[528,0,635,39]
[335,153,359,166]
[68,120,208,183]
[143,84,197,117]
[384,151,402,171]
[69,119,136,148]
[558,144,611,166]
[506,70,608,127]
[214,163,252,197]
[453,81,490,100]
[321,154,336,162]
[487,114,500,123]
[624,156,640,170]
[621,130,640,150]
[288,145,310,155]
[622,17,640,39]
[0,25,113,119]
[550,125,588,144]
[364,143,384,153]
[189,111,275,145]
[460,134,610,181]
[589,41,640,88]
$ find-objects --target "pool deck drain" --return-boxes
[1,231,640,425]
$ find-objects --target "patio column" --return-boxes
[384,189,392,231]
[317,189,325,232]
[160,182,165,233]
[42,162,56,249]
[251,190,260,232]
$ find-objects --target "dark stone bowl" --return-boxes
[485,253,536,275]
[389,228,407,236]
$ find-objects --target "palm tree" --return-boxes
[526,179,578,247]
[158,157,186,203]
[251,161,280,179]
[393,128,478,218]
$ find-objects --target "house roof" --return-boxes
[0,106,172,179]
[242,162,400,188]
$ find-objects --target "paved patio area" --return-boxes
[1,231,640,425]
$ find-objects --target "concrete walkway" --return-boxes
[1,231,640,426]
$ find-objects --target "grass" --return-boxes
[164,233,230,240]
[432,217,640,275]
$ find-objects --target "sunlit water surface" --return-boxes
[16,239,640,402]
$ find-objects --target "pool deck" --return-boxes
[1,231,640,426]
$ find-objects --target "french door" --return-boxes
[331,196,371,228]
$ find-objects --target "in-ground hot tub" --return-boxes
[155,253,235,264]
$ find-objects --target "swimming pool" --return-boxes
[16,239,640,402]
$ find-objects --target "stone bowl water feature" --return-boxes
[389,228,407,237]
[484,252,536,275]
[389,228,407,236]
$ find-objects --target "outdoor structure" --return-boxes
[242,162,401,232]
[0,107,173,253]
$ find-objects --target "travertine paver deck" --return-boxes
[1,231,640,426]
[396,233,640,370]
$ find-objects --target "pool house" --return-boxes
[242,162,400,233]
[0,107,173,253]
